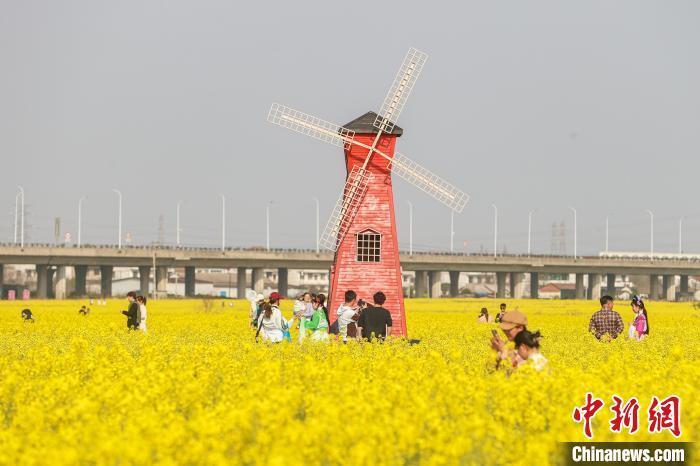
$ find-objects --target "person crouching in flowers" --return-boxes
[256,302,285,343]
[513,330,548,371]
[629,295,649,341]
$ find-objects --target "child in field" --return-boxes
[629,295,649,341]
[513,330,548,372]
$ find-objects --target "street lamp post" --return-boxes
[527,210,534,257]
[450,210,455,253]
[220,195,226,252]
[78,197,86,247]
[176,201,182,247]
[568,206,577,259]
[646,209,654,260]
[17,186,24,248]
[605,215,610,254]
[407,201,413,255]
[313,197,320,253]
[112,189,122,249]
[13,192,19,244]
[492,204,498,258]
[266,201,273,251]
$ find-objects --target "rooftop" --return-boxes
[342,111,403,136]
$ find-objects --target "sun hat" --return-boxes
[499,310,527,330]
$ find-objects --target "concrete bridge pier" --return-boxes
[449,271,460,297]
[414,271,428,298]
[510,273,525,299]
[74,265,87,297]
[156,266,168,297]
[530,272,539,299]
[278,268,288,298]
[251,267,264,294]
[0,264,4,298]
[185,266,196,297]
[54,266,68,300]
[496,272,506,299]
[663,275,676,302]
[237,267,247,299]
[649,274,659,300]
[100,265,113,297]
[429,271,442,298]
[139,266,151,296]
[36,265,49,299]
[47,267,56,298]
[575,274,585,300]
[588,274,602,301]
[680,275,689,300]
[606,274,616,297]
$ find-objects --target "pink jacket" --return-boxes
[634,313,647,336]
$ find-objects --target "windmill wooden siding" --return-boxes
[328,123,407,336]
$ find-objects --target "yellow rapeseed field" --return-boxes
[0,298,696,465]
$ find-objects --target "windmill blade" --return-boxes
[267,103,355,149]
[390,152,469,213]
[320,166,373,251]
[373,47,428,133]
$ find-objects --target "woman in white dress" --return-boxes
[136,295,148,332]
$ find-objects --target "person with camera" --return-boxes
[357,291,393,341]
[490,310,528,369]
[336,290,361,343]
[121,291,140,330]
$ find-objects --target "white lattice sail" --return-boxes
[391,153,469,212]
[320,166,373,251]
[267,103,355,149]
[373,48,428,133]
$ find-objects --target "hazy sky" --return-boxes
[1,1,698,255]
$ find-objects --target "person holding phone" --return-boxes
[490,310,528,369]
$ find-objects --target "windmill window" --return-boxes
[357,231,381,262]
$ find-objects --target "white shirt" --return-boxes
[336,303,357,340]
[257,306,284,342]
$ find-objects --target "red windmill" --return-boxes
[268,48,468,336]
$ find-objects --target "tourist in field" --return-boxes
[21,309,34,323]
[256,302,285,343]
[589,295,624,341]
[477,308,490,323]
[78,306,90,316]
[304,298,330,341]
[495,303,507,323]
[316,293,329,325]
[357,291,393,341]
[121,291,140,330]
[136,295,148,332]
[629,295,649,341]
[296,292,315,342]
[249,293,264,328]
[513,330,548,371]
[490,310,527,368]
[336,290,360,343]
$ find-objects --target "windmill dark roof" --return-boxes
[342,111,403,136]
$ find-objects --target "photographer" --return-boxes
[336,290,360,343]
[357,291,393,341]
[121,291,140,330]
